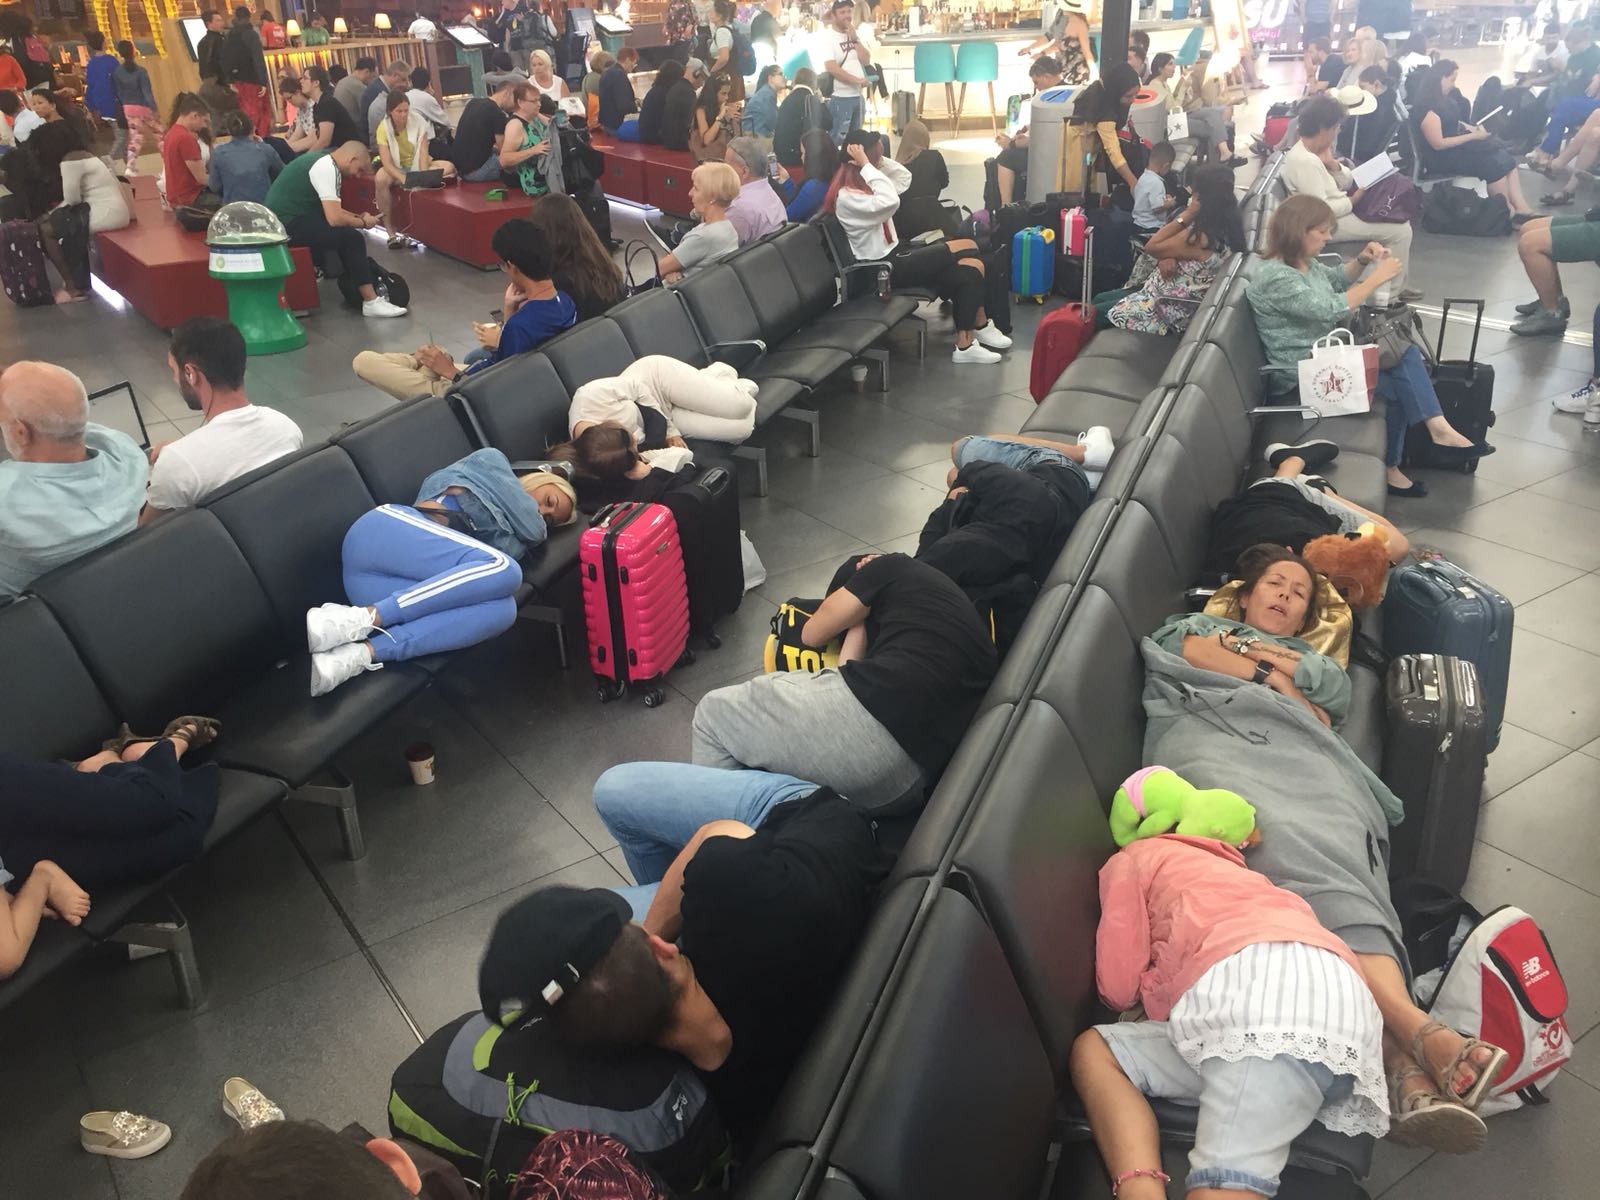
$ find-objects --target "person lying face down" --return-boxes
[480,799,891,1157]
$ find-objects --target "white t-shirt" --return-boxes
[13,107,44,142]
[308,153,343,203]
[145,405,304,512]
[710,24,734,68]
[820,27,864,99]
[409,17,439,39]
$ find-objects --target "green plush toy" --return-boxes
[1109,766,1258,848]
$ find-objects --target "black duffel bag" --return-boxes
[1420,185,1512,237]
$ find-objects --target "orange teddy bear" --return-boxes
[1302,522,1391,611]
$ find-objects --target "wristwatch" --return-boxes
[1251,660,1275,685]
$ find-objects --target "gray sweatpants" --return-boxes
[691,669,924,811]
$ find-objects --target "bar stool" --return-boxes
[914,42,957,127]
[954,41,1000,136]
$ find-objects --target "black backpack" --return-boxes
[730,25,757,76]
[1419,186,1512,237]
[388,1012,731,1199]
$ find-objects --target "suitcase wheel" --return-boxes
[677,647,697,668]
[643,688,665,708]
[596,678,624,703]
[705,632,722,650]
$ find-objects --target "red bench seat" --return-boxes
[95,196,321,330]
[590,137,701,215]
[342,176,536,269]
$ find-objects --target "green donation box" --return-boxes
[205,202,306,355]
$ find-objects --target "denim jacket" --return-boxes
[416,448,549,559]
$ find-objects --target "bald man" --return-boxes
[0,362,147,598]
[263,141,408,318]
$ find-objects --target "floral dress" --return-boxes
[1108,249,1223,335]
[663,0,699,49]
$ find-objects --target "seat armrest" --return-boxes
[706,337,768,355]
[1246,404,1318,419]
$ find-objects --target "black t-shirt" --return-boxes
[452,96,510,173]
[1317,56,1345,89]
[1203,481,1343,578]
[837,553,997,779]
[679,789,891,1154]
[313,94,361,148]
[554,269,622,324]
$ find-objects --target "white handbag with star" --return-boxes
[1298,328,1376,418]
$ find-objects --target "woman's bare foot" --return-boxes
[1416,1023,1500,1098]
[37,862,91,926]
[120,734,190,763]
[75,750,124,773]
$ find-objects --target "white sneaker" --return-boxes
[1555,381,1597,413]
[972,321,1013,350]
[362,296,408,318]
[222,1077,285,1132]
[1078,426,1115,474]
[952,341,1002,364]
[735,377,760,397]
[310,642,381,697]
[306,602,376,653]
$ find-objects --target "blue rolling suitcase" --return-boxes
[1011,225,1053,303]
[1382,558,1513,750]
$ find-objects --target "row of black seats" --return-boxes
[0,220,926,1011]
[728,158,1393,1200]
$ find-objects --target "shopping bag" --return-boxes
[1298,328,1376,417]
[1166,111,1190,140]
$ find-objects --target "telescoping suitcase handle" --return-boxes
[1078,224,1095,308]
[1435,297,1485,378]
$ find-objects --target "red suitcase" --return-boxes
[1029,225,1097,403]
[580,501,692,706]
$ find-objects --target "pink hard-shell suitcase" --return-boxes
[580,501,692,706]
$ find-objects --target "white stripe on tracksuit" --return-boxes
[375,504,515,610]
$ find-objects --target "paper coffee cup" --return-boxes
[405,742,436,786]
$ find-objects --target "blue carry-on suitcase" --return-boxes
[1381,558,1512,751]
[1011,225,1054,302]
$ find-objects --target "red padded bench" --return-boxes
[342,175,536,269]
[590,137,698,215]
[95,195,321,330]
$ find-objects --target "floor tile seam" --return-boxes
[274,811,425,1045]
[1372,1151,1436,1198]
[1473,432,1600,487]
[365,851,623,953]
[1470,831,1600,901]
[1433,503,1600,573]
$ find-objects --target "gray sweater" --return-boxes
[1142,617,1406,969]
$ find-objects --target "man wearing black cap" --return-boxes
[479,790,890,1154]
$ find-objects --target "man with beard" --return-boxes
[141,318,303,521]
[0,361,147,598]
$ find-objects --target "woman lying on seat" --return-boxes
[1071,807,1390,1200]
[826,130,1012,365]
[304,451,577,696]
[569,356,760,450]
[1203,439,1409,579]
[2,716,221,978]
[1248,196,1493,498]
[1093,165,1243,335]
[546,422,692,510]
[1141,544,1506,1154]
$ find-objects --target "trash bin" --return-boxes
[205,202,306,356]
[1024,84,1078,203]
[1128,87,1168,146]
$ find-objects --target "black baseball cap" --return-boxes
[478,886,632,1029]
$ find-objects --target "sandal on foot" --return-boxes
[1387,1066,1487,1153]
[162,715,221,750]
[1412,1019,1509,1110]
[101,722,161,755]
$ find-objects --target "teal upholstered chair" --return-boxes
[914,41,957,124]
[954,40,1000,135]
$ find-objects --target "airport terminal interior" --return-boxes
[2,4,1600,1199]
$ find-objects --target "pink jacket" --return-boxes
[1095,835,1364,1020]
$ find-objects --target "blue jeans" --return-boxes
[1097,1021,1352,1197]
[341,505,522,663]
[1541,95,1600,154]
[1375,344,1445,467]
[828,95,862,146]
[953,435,1090,486]
[594,762,819,885]
[462,152,503,182]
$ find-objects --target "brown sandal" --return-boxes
[161,715,221,751]
[1411,1019,1508,1110]
[1386,1065,1487,1154]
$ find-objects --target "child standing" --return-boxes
[1132,141,1177,235]
[1070,825,1395,1199]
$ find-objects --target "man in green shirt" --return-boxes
[303,14,331,45]
[265,142,407,318]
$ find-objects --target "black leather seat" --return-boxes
[448,353,571,461]
[609,288,713,365]
[540,318,637,395]
[676,265,854,388]
[334,395,480,504]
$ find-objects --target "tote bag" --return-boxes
[1298,328,1376,417]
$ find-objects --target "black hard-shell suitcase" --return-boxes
[1382,654,1489,892]
[1382,557,1513,750]
[1405,298,1495,472]
[660,465,742,645]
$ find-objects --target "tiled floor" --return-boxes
[3,47,1599,1199]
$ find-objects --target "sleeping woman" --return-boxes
[1142,543,1506,1154]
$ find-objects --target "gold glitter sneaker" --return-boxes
[79,1110,172,1159]
[222,1077,285,1131]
